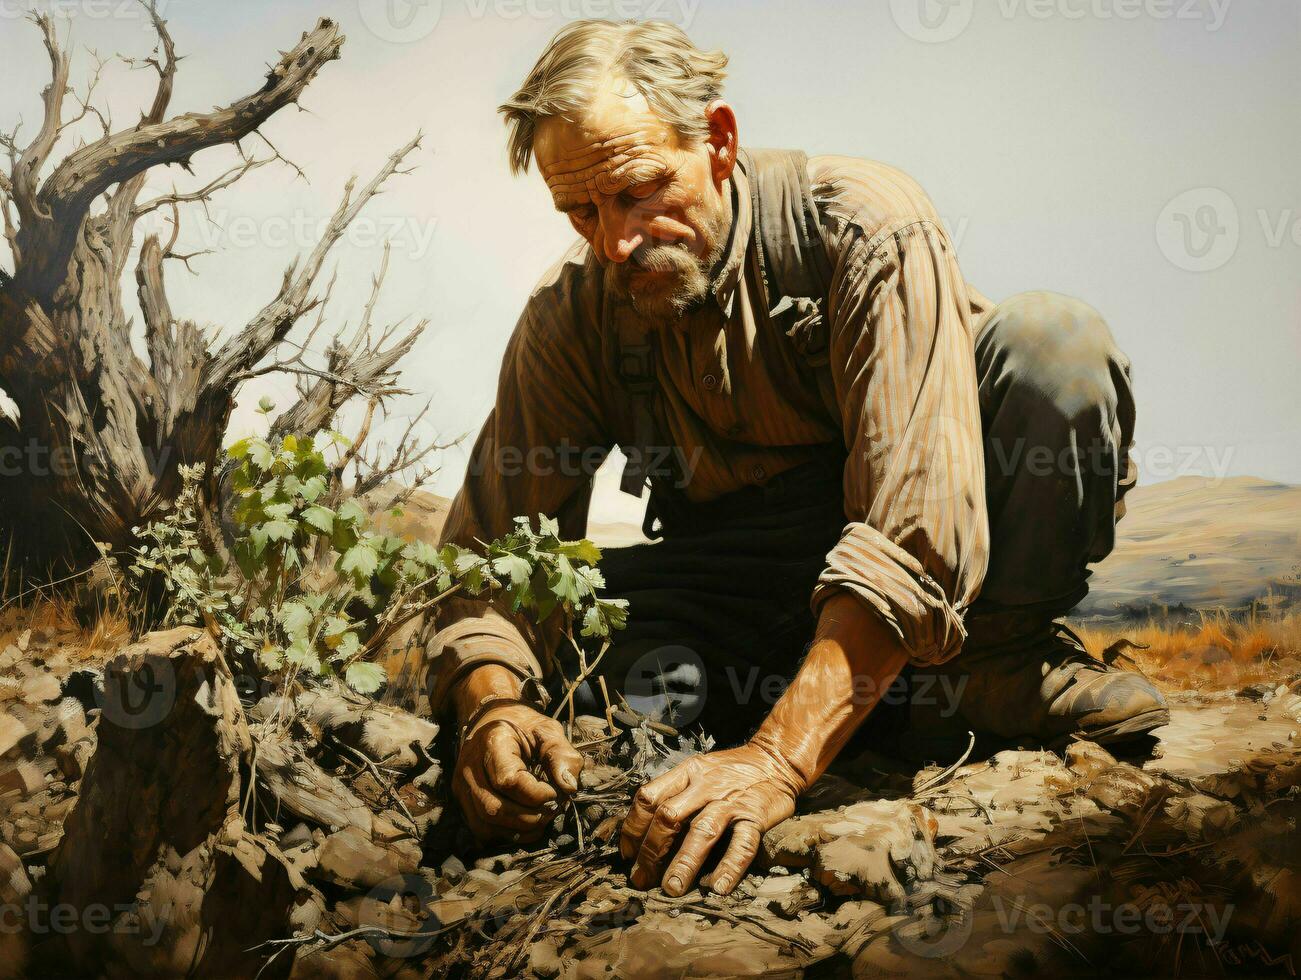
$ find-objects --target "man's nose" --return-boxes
[602,224,642,264]
[599,209,644,264]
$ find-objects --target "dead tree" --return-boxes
[0,7,428,576]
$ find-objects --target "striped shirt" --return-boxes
[428,153,992,714]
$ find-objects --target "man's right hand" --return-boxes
[452,700,584,843]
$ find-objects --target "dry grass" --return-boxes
[0,594,131,664]
[1071,610,1301,692]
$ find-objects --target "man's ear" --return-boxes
[704,99,738,184]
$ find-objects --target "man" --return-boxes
[428,20,1168,898]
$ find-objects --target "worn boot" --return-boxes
[907,622,1169,756]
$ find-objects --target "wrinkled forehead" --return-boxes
[534,89,678,207]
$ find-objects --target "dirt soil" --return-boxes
[0,605,1298,979]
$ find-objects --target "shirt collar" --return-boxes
[710,168,751,319]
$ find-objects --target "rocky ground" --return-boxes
[0,603,1298,979]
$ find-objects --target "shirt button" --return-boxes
[702,374,717,391]
[751,464,767,482]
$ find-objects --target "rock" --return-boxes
[296,687,440,772]
[747,873,821,919]
[253,731,393,838]
[287,889,325,935]
[1078,762,1162,815]
[1064,739,1118,780]
[54,738,94,782]
[43,628,299,979]
[289,940,379,980]
[0,759,48,800]
[0,841,31,904]
[0,712,29,757]
[763,799,939,910]
[313,825,420,891]
[18,668,60,705]
[1163,792,1239,840]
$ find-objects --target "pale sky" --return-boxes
[3,0,1298,526]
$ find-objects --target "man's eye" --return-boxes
[628,179,666,202]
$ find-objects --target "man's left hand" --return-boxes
[619,741,805,896]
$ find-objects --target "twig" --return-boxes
[913,731,976,796]
[330,736,419,835]
[598,675,618,737]
[550,637,613,722]
[646,896,817,956]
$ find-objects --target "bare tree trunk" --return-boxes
[0,10,425,577]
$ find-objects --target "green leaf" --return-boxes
[333,631,362,661]
[581,604,605,638]
[263,501,294,521]
[558,539,603,565]
[340,543,379,580]
[263,519,296,543]
[322,615,350,640]
[284,639,320,671]
[337,498,368,526]
[257,395,277,414]
[249,440,275,471]
[279,600,314,638]
[227,437,252,460]
[491,552,533,589]
[575,564,606,595]
[258,646,284,670]
[547,554,582,607]
[299,475,328,502]
[344,661,386,694]
[248,524,270,555]
[301,505,335,533]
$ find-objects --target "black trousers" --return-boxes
[567,291,1137,745]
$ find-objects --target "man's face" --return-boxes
[534,83,733,320]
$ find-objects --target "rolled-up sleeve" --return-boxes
[812,218,989,666]
[427,263,610,715]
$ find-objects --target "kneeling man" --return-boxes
[427,20,1168,898]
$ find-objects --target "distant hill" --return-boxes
[1079,476,1301,617]
[388,476,1301,617]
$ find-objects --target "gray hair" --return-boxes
[499,20,728,174]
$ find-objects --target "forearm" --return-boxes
[749,592,909,789]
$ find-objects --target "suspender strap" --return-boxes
[737,147,833,313]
